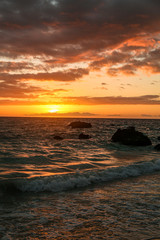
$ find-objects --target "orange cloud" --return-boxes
[0,95,159,105]
[0,68,89,82]
[0,0,160,112]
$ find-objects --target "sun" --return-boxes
[46,104,75,114]
[48,105,59,113]
[49,109,58,113]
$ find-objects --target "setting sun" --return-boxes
[49,109,58,113]
[48,105,59,113]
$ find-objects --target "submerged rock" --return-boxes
[48,134,63,140]
[68,121,92,128]
[79,133,90,139]
[154,144,160,151]
[53,135,63,140]
[111,126,152,146]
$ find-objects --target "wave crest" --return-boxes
[14,159,160,193]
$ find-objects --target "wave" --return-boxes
[1,159,160,195]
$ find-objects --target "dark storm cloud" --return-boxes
[0,0,160,58]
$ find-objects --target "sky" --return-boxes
[0,0,160,118]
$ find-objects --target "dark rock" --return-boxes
[79,133,90,139]
[157,136,160,141]
[111,126,152,146]
[48,135,63,140]
[53,135,63,140]
[68,121,92,128]
[154,144,160,151]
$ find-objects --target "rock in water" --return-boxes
[111,126,152,146]
[68,121,92,128]
[48,134,63,140]
[154,144,160,151]
[53,135,63,140]
[79,133,90,139]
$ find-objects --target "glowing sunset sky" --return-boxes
[0,0,160,118]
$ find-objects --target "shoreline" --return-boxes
[0,172,160,239]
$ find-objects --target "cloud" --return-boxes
[119,47,160,75]
[0,61,35,72]
[0,95,159,105]
[0,0,160,63]
[90,51,132,70]
[141,114,160,117]
[28,111,96,117]
[0,68,89,83]
[105,114,121,117]
[90,46,160,76]
[0,0,160,106]
[61,95,160,105]
[0,81,67,98]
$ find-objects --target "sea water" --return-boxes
[0,117,160,239]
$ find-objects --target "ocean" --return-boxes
[0,117,160,240]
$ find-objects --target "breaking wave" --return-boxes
[1,159,160,195]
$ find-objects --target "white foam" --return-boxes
[16,159,160,193]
